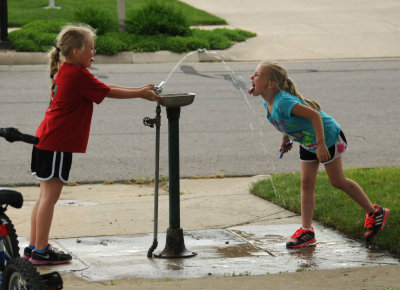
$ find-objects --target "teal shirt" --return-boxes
[265,91,341,153]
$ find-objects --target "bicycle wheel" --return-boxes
[0,213,20,258]
[3,257,45,289]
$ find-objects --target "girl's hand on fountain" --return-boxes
[142,87,162,102]
[143,84,155,91]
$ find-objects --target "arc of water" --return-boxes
[160,48,280,199]
[197,49,277,169]
[201,50,282,201]
[162,50,202,90]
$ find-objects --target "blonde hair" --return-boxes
[259,62,322,111]
[48,24,96,90]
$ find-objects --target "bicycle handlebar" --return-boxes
[0,127,39,145]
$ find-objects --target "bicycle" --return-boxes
[0,127,63,289]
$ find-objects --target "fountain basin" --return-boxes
[160,93,195,108]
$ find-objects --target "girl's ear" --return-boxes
[267,80,276,89]
[72,48,80,57]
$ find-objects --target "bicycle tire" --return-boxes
[0,213,20,258]
[3,257,46,290]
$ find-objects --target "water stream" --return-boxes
[162,49,203,89]
[159,48,279,196]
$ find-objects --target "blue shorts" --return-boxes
[300,131,347,165]
[31,146,72,183]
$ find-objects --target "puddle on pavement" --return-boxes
[23,224,399,281]
[216,243,260,258]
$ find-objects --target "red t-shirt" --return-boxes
[35,62,110,153]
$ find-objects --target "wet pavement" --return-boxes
[10,178,399,286]
[19,223,399,282]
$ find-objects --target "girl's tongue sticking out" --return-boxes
[248,86,254,95]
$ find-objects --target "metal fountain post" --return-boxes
[145,81,196,258]
[156,95,197,258]
[143,102,161,257]
[144,83,164,258]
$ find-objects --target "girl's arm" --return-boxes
[106,84,162,102]
[291,103,331,162]
[108,84,150,91]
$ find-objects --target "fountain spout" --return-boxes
[154,81,165,95]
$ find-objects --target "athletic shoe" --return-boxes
[22,247,33,260]
[364,204,390,241]
[30,244,72,265]
[286,227,316,248]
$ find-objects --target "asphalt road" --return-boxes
[1,58,399,185]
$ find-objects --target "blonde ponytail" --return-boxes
[260,62,322,111]
[48,46,60,91]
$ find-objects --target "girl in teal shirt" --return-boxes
[249,62,389,248]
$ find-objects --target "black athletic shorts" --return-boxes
[299,131,347,164]
[31,146,73,183]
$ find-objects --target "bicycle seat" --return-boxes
[0,189,23,209]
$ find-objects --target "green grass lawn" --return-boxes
[7,0,226,27]
[250,166,400,256]
[6,0,254,54]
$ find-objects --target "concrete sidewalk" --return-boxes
[181,0,400,61]
[1,0,399,65]
[8,177,400,289]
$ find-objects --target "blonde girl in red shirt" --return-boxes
[23,24,161,265]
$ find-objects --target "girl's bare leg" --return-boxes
[29,185,43,247]
[300,161,320,228]
[324,157,375,214]
[32,178,64,250]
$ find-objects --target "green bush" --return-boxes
[113,32,138,51]
[214,28,257,42]
[9,38,37,52]
[192,29,232,50]
[74,7,117,35]
[8,0,228,27]
[7,16,256,54]
[183,36,211,52]
[95,33,164,53]
[19,20,67,34]
[164,36,210,53]
[129,35,163,52]
[95,33,125,55]
[208,36,232,50]
[8,20,66,52]
[126,1,190,36]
